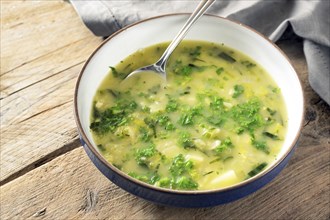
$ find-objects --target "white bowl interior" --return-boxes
[76,15,303,168]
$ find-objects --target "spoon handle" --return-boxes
[156,0,216,69]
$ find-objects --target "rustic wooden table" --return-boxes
[1,1,329,219]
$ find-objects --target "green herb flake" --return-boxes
[109,66,126,79]
[90,101,136,134]
[262,131,279,140]
[144,117,157,138]
[266,107,277,116]
[241,60,256,68]
[97,144,106,152]
[209,158,221,164]
[148,84,161,95]
[142,106,151,113]
[179,86,191,96]
[169,154,194,176]
[251,137,270,154]
[188,63,207,72]
[216,67,224,75]
[172,60,193,76]
[248,162,268,177]
[235,127,244,134]
[106,89,120,98]
[218,52,236,63]
[159,177,172,187]
[209,96,224,110]
[230,98,264,133]
[179,113,194,126]
[149,174,160,184]
[270,86,280,94]
[175,176,198,190]
[232,85,244,98]
[165,122,176,131]
[128,172,149,183]
[156,114,176,131]
[215,137,233,154]
[178,132,195,149]
[135,143,156,166]
[166,99,178,112]
[203,171,214,176]
[139,127,152,142]
[157,115,170,126]
[207,115,224,127]
[92,101,101,119]
[109,66,119,77]
[189,46,202,58]
[178,107,201,126]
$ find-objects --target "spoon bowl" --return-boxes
[123,0,215,81]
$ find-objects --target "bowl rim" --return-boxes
[74,13,305,194]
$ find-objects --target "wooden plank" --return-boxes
[0,63,82,184]
[1,143,329,220]
[0,41,103,183]
[0,35,99,101]
[0,0,100,99]
[0,0,102,182]
[0,37,101,127]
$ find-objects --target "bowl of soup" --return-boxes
[74,14,304,207]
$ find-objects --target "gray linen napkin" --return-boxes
[71,0,330,105]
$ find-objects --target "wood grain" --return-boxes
[0,0,100,98]
[0,0,102,183]
[1,143,329,220]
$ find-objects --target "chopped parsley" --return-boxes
[189,46,202,58]
[135,143,157,166]
[230,98,264,133]
[232,85,244,98]
[175,176,198,190]
[209,96,224,110]
[215,137,233,154]
[251,136,270,154]
[168,154,198,190]
[90,101,137,134]
[178,107,202,126]
[172,60,193,76]
[166,98,178,112]
[216,67,224,75]
[139,127,152,142]
[169,154,193,176]
[178,132,195,149]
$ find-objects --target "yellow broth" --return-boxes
[90,40,287,190]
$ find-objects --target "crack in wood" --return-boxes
[18,99,73,124]
[304,107,317,128]
[0,137,82,186]
[79,189,98,212]
[313,97,323,105]
[0,36,90,77]
[1,61,84,100]
[32,207,46,217]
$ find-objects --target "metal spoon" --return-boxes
[124,0,215,81]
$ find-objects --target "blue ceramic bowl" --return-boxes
[74,14,304,207]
